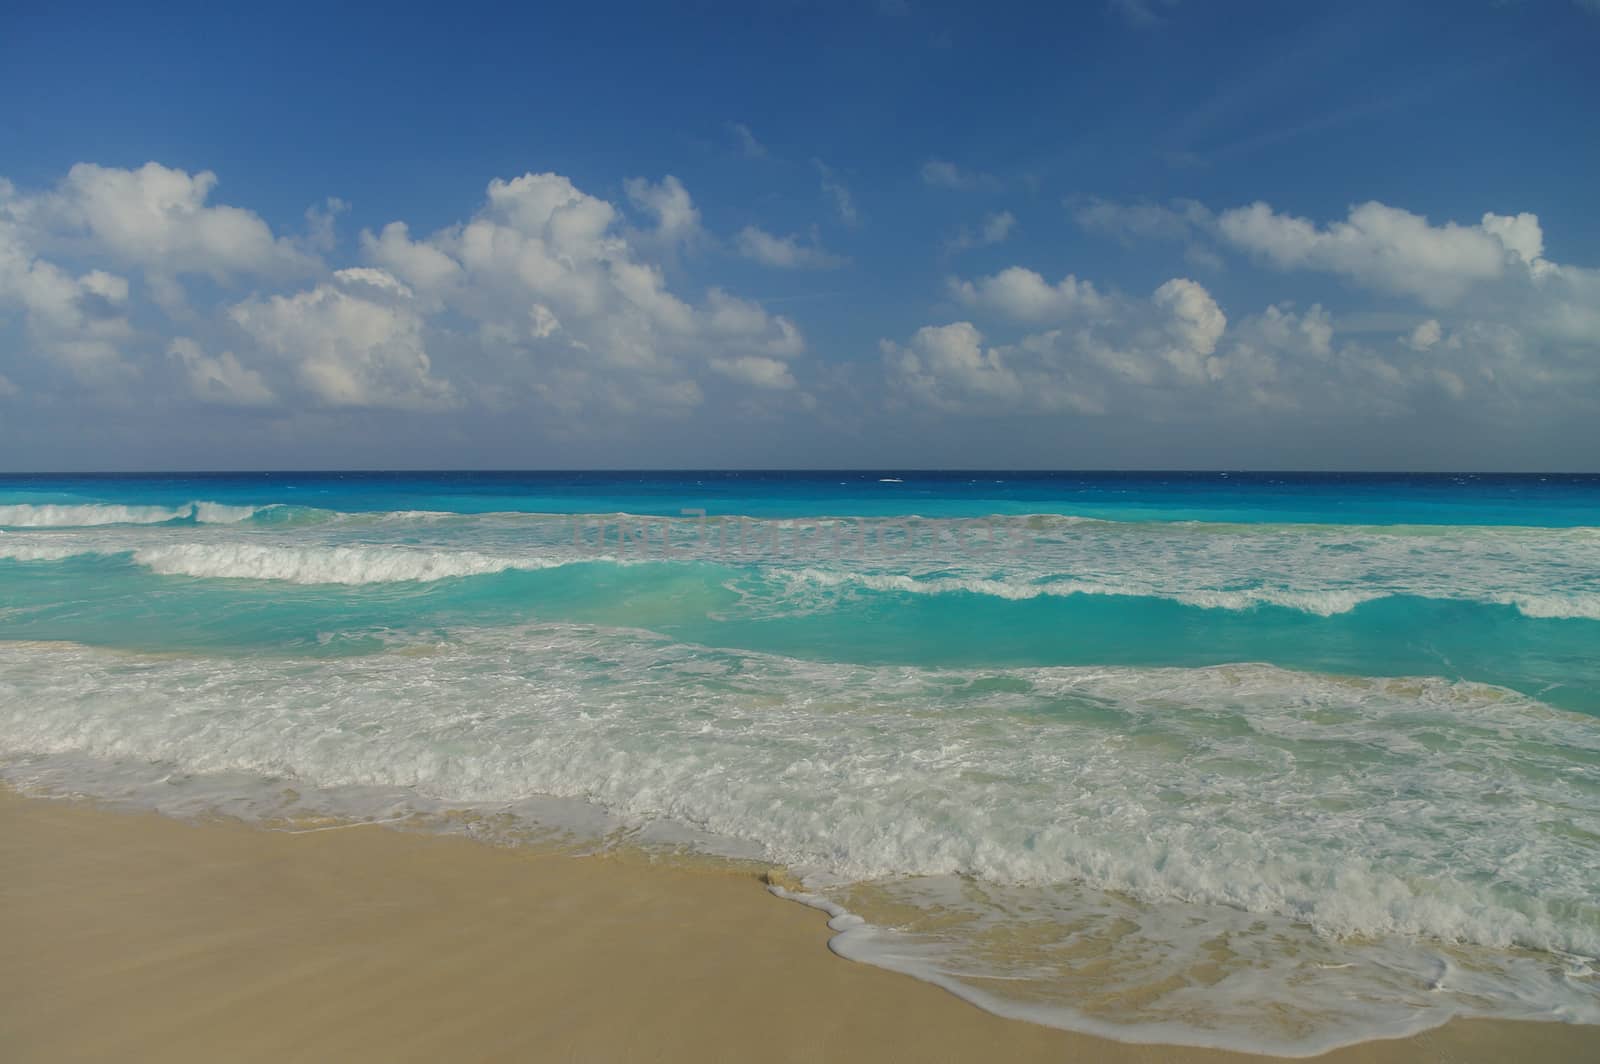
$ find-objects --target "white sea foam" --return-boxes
[2,508,1599,619]
[189,501,264,524]
[777,568,1389,616]
[0,629,1595,1053]
[130,543,562,585]
[0,542,97,563]
[0,501,263,527]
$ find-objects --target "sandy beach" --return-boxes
[0,788,1591,1064]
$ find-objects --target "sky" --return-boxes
[1,0,1597,471]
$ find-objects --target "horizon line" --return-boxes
[2,468,1597,478]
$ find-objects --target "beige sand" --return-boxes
[1,789,1593,1063]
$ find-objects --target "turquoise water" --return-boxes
[2,472,1598,1052]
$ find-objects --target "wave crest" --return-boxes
[0,501,264,528]
[129,543,561,585]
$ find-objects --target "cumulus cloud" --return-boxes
[168,337,276,406]
[887,276,1233,414]
[9,162,317,281]
[0,162,323,378]
[359,222,462,308]
[1079,197,1563,307]
[0,161,807,418]
[7,156,1595,460]
[948,266,1108,322]
[1064,195,1600,421]
[1215,201,1551,306]
[945,211,1016,253]
[624,175,701,247]
[735,226,846,269]
[303,197,350,254]
[0,209,133,381]
[229,268,453,410]
[1405,318,1443,351]
[880,322,1025,410]
[891,242,1567,424]
[358,170,806,413]
[710,355,797,390]
[897,207,1600,428]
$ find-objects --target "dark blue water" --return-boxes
[4,470,1600,524]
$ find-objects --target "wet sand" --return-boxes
[1,789,1592,1063]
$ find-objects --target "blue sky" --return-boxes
[2,0,1597,470]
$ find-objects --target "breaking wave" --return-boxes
[0,501,265,528]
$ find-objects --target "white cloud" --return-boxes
[1073,198,1225,273]
[358,170,806,414]
[303,197,350,254]
[360,222,463,307]
[898,231,1600,426]
[946,211,1016,253]
[920,159,1000,192]
[704,288,805,357]
[1069,195,1600,420]
[0,372,16,397]
[0,211,132,380]
[728,122,767,159]
[1406,319,1443,351]
[1073,197,1207,243]
[624,175,701,246]
[1152,278,1226,379]
[1215,201,1550,305]
[168,338,275,406]
[710,355,797,390]
[736,226,846,269]
[888,276,1233,414]
[814,159,858,225]
[1082,197,1566,308]
[0,161,807,424]
[885,266,1475,423]
[230,268,453,410]
[8,162,317,281]
[920,160,969,189]
[949,266,1108,322]
[8,155,1593,454]
[881,322,1024,410]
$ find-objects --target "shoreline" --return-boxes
[2,788,1594,1063]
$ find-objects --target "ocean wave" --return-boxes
[775,567,1590,619]
[129,543,567,585]
[0,542,100,563]
[1,632,1596,1051]
[3,534,1597,621]
[0,501,264,528]
[1,633,1593,948]
[1492,592,1600,620]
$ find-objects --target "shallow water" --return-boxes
[2,471,1597,1053]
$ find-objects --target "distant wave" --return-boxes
[0,501,265,528]
[3,538,1598,620]
[775,567,1598,620]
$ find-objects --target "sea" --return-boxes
[1,470,1597,1054]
